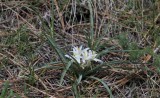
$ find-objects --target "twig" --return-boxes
[53,0,65,32]
[26,83,55,98]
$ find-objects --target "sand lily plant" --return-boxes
[61,45,114,97]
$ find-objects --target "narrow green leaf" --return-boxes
[88,0,94,48]
[7,90,14,98]
[96,46,116,58]
[47,36,67,64]
[72,83,80,98]
[84,62,111,76]
[60,61,73,85]
[93,36,104,50]
[90,76,114,98]
[84,61,130,76]
[76,74,82,84]
[0,81,9,98]
[50,0,55,38]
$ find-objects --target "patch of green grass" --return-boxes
[0,81,20,98]
[1,0,160,97]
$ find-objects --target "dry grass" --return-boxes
[0,0,160,97]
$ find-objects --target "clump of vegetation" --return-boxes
[0,0,160,97]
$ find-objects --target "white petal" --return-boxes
[82,59,86,64]
[79,45,83,50]
[93,58,103,63]
[65,55,72,59]
[87,54,92,60]
[74,57,81,64]
[83,48,90,52]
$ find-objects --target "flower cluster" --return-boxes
[65,46,103,68]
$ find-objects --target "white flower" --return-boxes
[81,49,91,63]
[72,45,83,57]
[65,46,103,68]
[65,54,81,64]
[82,49,103,64]
[65,45,83,64]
